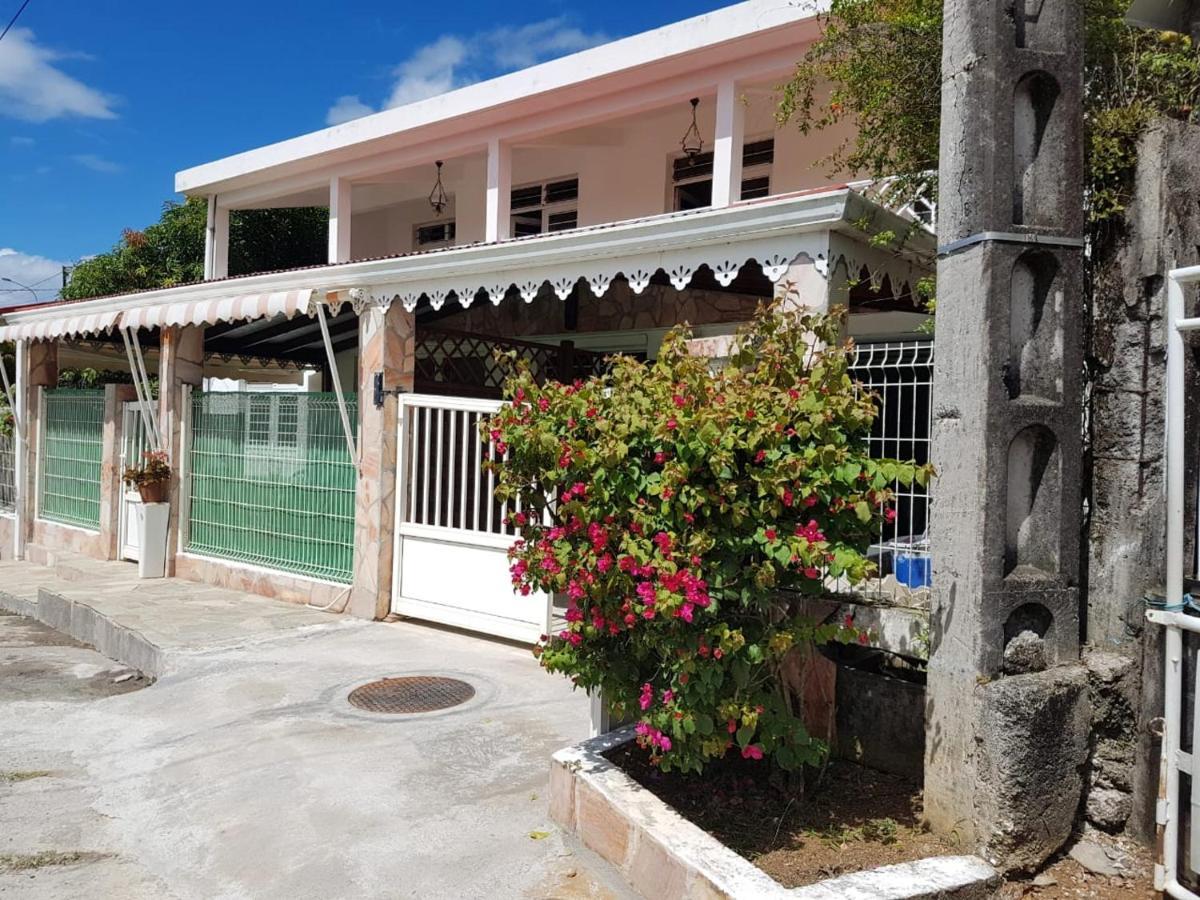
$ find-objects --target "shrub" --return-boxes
[484,302,931,773]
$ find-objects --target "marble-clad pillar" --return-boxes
[350,298,416,619]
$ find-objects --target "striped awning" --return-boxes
[121,289,315,331]
[0,308,123,342]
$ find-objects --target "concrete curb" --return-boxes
[0,586,166,678]
[550,728,1001,900]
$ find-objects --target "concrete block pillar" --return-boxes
[926,0,1089,869]
[349,299,416,619]
[158,325,205,575]
[20,341,57,545]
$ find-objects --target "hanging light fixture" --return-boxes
[680,97,703,159]
[428,160,449,215]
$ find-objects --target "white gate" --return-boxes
[118,400,151,562]
[391,394,551,643]
[1151,264,1200,899]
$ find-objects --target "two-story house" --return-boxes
[0,0,933,642]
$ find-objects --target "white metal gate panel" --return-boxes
[391,394,551,643]
[119,400,151,562]
[1152,264,1200,899]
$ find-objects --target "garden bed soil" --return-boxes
[604,743,955,888]
[997,837,1155,900]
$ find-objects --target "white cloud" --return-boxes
[384,35,468,109]
[0,248,68,307]
[9,136,35,148]
[0,29,117,123]
[71,153,122,174]
[326,17,609,124]
[326,95,375,127]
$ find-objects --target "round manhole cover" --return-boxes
[347,676,476,714]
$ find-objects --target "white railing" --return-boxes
[1150,263,1200,899]
[850,340,934,602]
[397,393,514,542]
[848,175,937,232]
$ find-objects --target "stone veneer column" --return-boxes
[925,0,1089,871]
[158,325,205,576]
[20,341,57,546]
[349,299,416,619]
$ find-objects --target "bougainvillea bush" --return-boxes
[483,302,931,774]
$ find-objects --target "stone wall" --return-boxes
[1086,118,1200,840]
[442,280,764,343]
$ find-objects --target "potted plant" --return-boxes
[124,450,171,503]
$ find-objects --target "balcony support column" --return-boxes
[712,78,744,208]
[329,176,353,264]
[203,197,229,280]
[486,138,512,243]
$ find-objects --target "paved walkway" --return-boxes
[0,555,631,899]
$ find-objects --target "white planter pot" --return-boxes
[134,501,170,579]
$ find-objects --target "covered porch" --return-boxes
[0,188,933,641]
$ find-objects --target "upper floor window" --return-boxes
[415,220,457,249]
[672,138,774,211]
[511,177,579,237]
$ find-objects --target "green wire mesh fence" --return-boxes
[39,389,105,530]
[186,392,357,583]
[0,428,15,514]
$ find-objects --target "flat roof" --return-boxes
[175,0,830,196]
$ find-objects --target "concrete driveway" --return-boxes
[0,606,631,899]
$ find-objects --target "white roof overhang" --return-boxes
[174,0,831,199]
[0,190,932,338]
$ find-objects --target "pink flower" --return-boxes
[764,528,777,542]
[597,554,613,573]
[662,690,674,705]
[742,745,764,761]
[654,451,667,464]
[755,450,766,464]
[636,582,657,606]
[666,418,678,431]
[653,532,673,554]
[639,683,654,711]
[537,396,550,412]
[795,520,826,543]
[783,490,794,507]
[673,394,686,408]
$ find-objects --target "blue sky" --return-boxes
[0,0,730,303]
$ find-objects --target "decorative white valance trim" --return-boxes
[368,233,828,314]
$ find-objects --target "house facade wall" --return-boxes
[347,92,855,262]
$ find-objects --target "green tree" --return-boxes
[779,0,1199,229]
[61,198,328,301]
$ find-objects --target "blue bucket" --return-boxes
[895,553,931,589]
